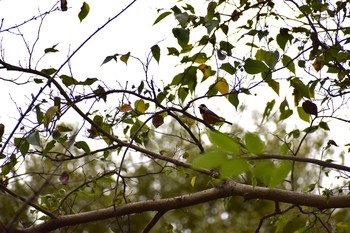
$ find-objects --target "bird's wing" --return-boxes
[206,109,221,118]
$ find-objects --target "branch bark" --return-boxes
[14,180,350,233]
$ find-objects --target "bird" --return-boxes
[198,104,232,125]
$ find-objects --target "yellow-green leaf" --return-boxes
[153,11,172,25]
[199,64,212,81]
[44,106,59,128]
[297,106,310,123]
[120,52,130,65]
[208,131,241,154]
[244,132,265,155]
[134,100,145,114]
[220,159,249,179]
[192,149,227,169]
[214,77,229,95]
[78,2,90,22]
[190,176,196,187]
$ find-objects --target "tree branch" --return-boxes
[142,210,167,233]
[16,180,350,233]
[254,154,350,173]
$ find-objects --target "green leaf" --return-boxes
[151,45,161,63]
[288,129,300,139]
[267,80,280,95]
[101,122,113,145]
[178,87,188,103]
[93,85,107,102]
[172,28,190,48]
[167,47,180,56]
[34,78,43,84]
[207,1,217,22]
[290,78,309,99]
[61,75,78,86]
[220,63,236,74]
[56,124,73,132]
[303,125,319,133]
[244,132,265,155]
[220,24,229,35]
[255,49,279,69]
[228,92,239,109]
[219,41,234,56]
[282,54,296,73]
[27,131,41,147]
[220,159,249,179]
[156,91,167,104]
[153,11,172,25]
[208,131,241,154]
[253,160,274,186]
[319,121,330,131]
[35,105,43,124]
[78,2,90,22]
[280,143,290,155]
[19,140,30,157]
[182,53,208,64]
[120,52,131,65]
[1,161,15,175]
[44,43,59,53]
[279,99,293,120]
[44,106,59,128]
[244,58,269,74]
[101,55,117,65]
[307,183,316,192]
[80,78,98,85]
[205,19,219,34]
[308,80,318,99]
[297,106,310,123]
[276,28,293,50]
[175,12,189,28]
[269,161,292,188]
[43,140,56,156]
[75,141,91,153]
[261,99,275,123]
[137,81,144,94]
[192,149,227,169]
[41,68,57,76]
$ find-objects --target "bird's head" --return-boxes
[198,104,208,114]
[199,104,208,110]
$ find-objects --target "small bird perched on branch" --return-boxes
[198,104,232,125]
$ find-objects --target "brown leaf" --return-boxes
[61,0,68,11]
[302,100,318,116]
[0,123,4,139]
[152,114,164,128]
[119,104,132,112]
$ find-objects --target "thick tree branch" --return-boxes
[13,180,350,233]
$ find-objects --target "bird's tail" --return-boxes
[222,119,232,125]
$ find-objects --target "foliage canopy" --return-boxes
[1,0,350,232]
